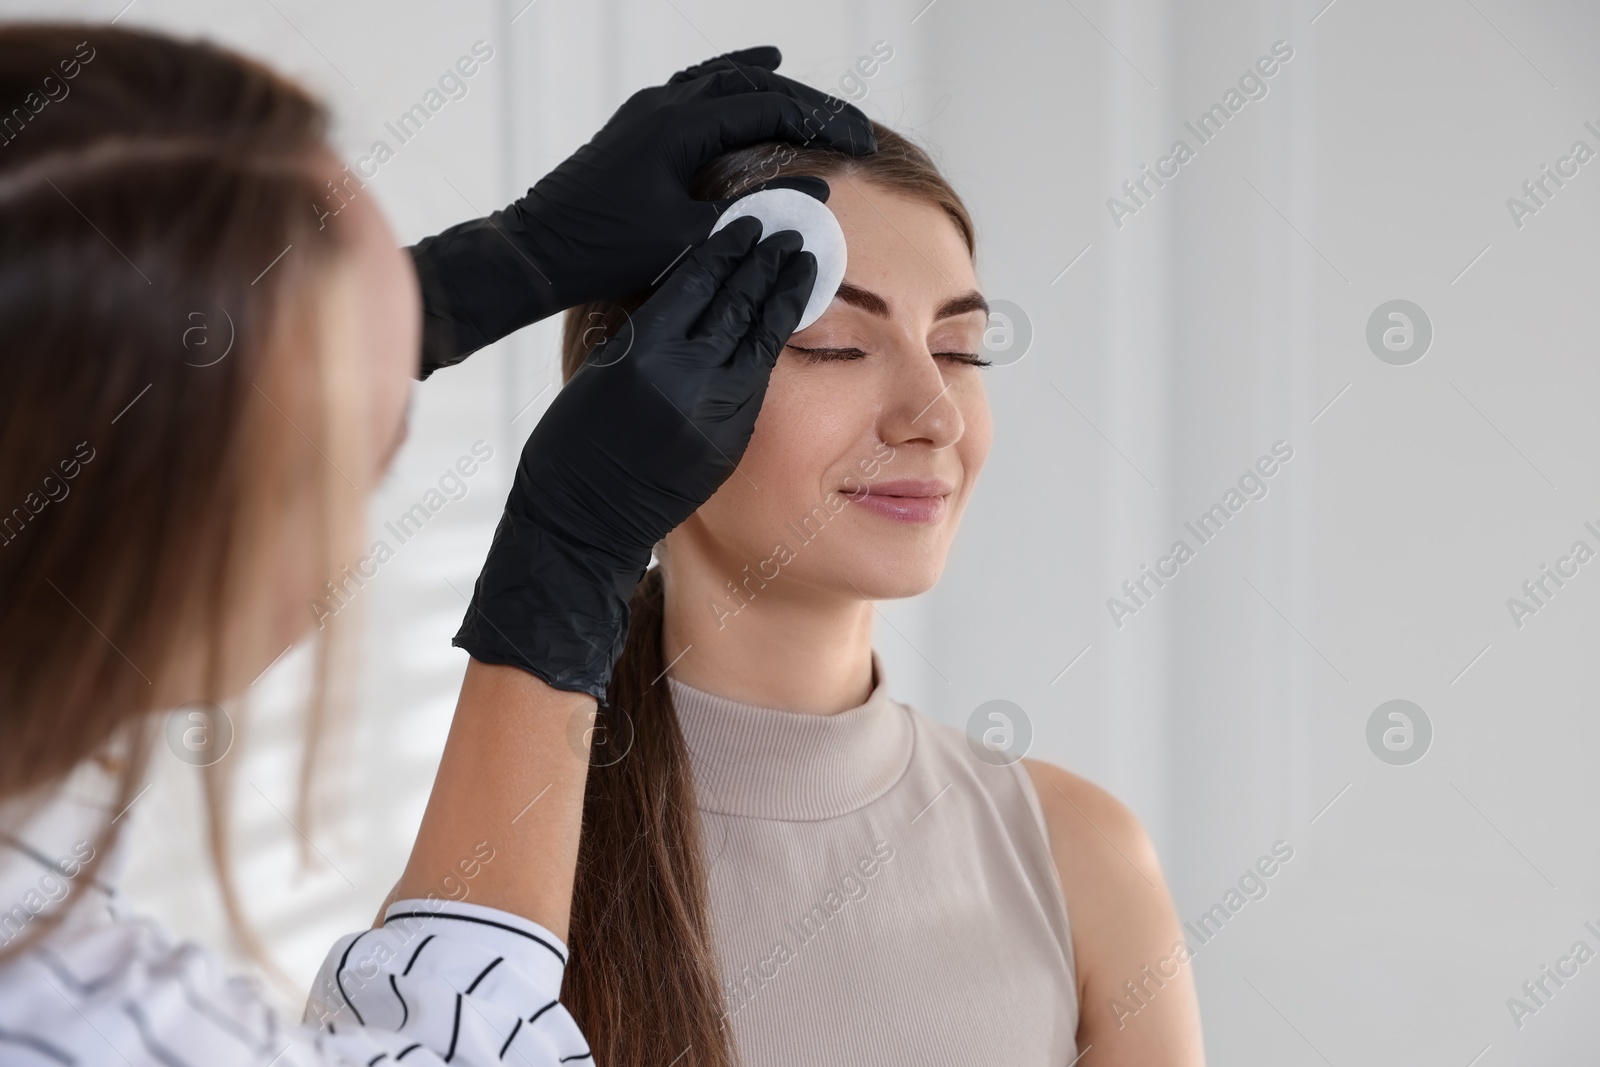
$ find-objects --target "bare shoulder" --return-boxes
[1021,758,1207,1064]
[1021,758,1163,885]
[1019,757,1169,966]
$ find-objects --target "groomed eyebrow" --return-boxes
[935,290,990,320]
[832,282,989,321]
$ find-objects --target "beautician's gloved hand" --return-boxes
[409,45,874,378]
[455,214,817,700]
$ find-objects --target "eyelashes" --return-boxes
[785,345,863,363]
[784,344,992,368]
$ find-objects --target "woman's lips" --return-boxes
[845,479,953,525]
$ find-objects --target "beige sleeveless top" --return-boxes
[667,650,1080,1066]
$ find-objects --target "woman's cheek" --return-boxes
[737,394,792,490]
[964,379,994,471]
[755,355,882,480]
[746,367,822,474]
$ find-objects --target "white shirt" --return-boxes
[0,766,591,1067]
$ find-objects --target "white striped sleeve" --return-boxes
[0,897,590,1067]
[304,897,590,1066]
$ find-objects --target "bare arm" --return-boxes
[1023,759,1206,1066]
[390,658,594,941]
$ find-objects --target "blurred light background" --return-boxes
[14,0,1600,1061]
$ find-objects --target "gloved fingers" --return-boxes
[732,247,816,377]
[664,58,875,153]
[667,45,781,84]
[687,63,835,112]
[690,229,805,355]
[697,248,814,446]
[639,214,764,338]
[700,178,830,241]
[686,84,877,160]
[699,63,871,145]
[710,176,831,219]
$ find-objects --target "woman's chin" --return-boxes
[831,556,945,601]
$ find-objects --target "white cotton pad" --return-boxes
[708,187,847,331]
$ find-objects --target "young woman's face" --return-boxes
[668,176,992,600]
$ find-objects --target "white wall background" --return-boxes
[15,0,1600,1061]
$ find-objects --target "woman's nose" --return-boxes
[879,345,963,450]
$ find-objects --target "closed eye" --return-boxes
[933,351,992,367]
[785,344,866,363]
[785,344,992,367]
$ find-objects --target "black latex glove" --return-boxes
[454,213,818,700]
[408,45,874,378]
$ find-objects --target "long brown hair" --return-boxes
[559,122,977,1067]
[0,23,361,969]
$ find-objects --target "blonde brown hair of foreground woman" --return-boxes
[0,23,369,971]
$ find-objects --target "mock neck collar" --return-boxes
[666,649,913,821]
